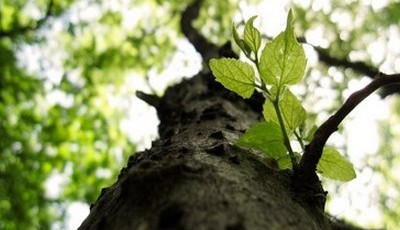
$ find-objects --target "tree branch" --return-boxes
[298,37,400,97]
[298,72,400,183]
[0,0,54,38]
[180,0,220,62]
[297,37,379,78]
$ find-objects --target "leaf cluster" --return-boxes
[210,12,356,182]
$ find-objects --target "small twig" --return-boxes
[265,35,400,97]
[299,37,400,97]
[297,37,379,78]
[298,72,400,182]
[136,91,161,108]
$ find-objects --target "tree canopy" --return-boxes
[1,0,400,229]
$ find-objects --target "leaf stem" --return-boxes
[294,130,305,150]
[253,52,270,95]
[271,97,297,168]
[253,48,297,168]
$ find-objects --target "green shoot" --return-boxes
[209,10,356,182]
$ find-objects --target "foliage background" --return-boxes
[1,0,400,229]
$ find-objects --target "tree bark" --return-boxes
[78,69,332,229]
[78,1,335,229]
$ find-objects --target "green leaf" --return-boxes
[304,124,318,142]
[243,16,261,53]
[277,152,301,169]
[259,10,307,86]
[317,147,356,182]
[232,23,251,56]
[209,58,255,98]
[263,88,306,133]
[277,155,292,170]
[236,121,287,159]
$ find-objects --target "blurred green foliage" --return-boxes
[1,0,400,229]
[0,0,250,229]
[0,0,136,229]
[371,98,400,228]
[293,1,400,228]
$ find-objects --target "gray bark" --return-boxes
[78,71,331,230]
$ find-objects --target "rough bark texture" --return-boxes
[78,70,332,229]
[77,1,337,228]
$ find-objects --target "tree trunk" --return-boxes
[78,69,332,229]
[78,1,334,229]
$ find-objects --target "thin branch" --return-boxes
[298,72,400,182]
[297,37,400,97]
[297,37,379,78]
[180,0,219,62]
[136,91,161,108]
